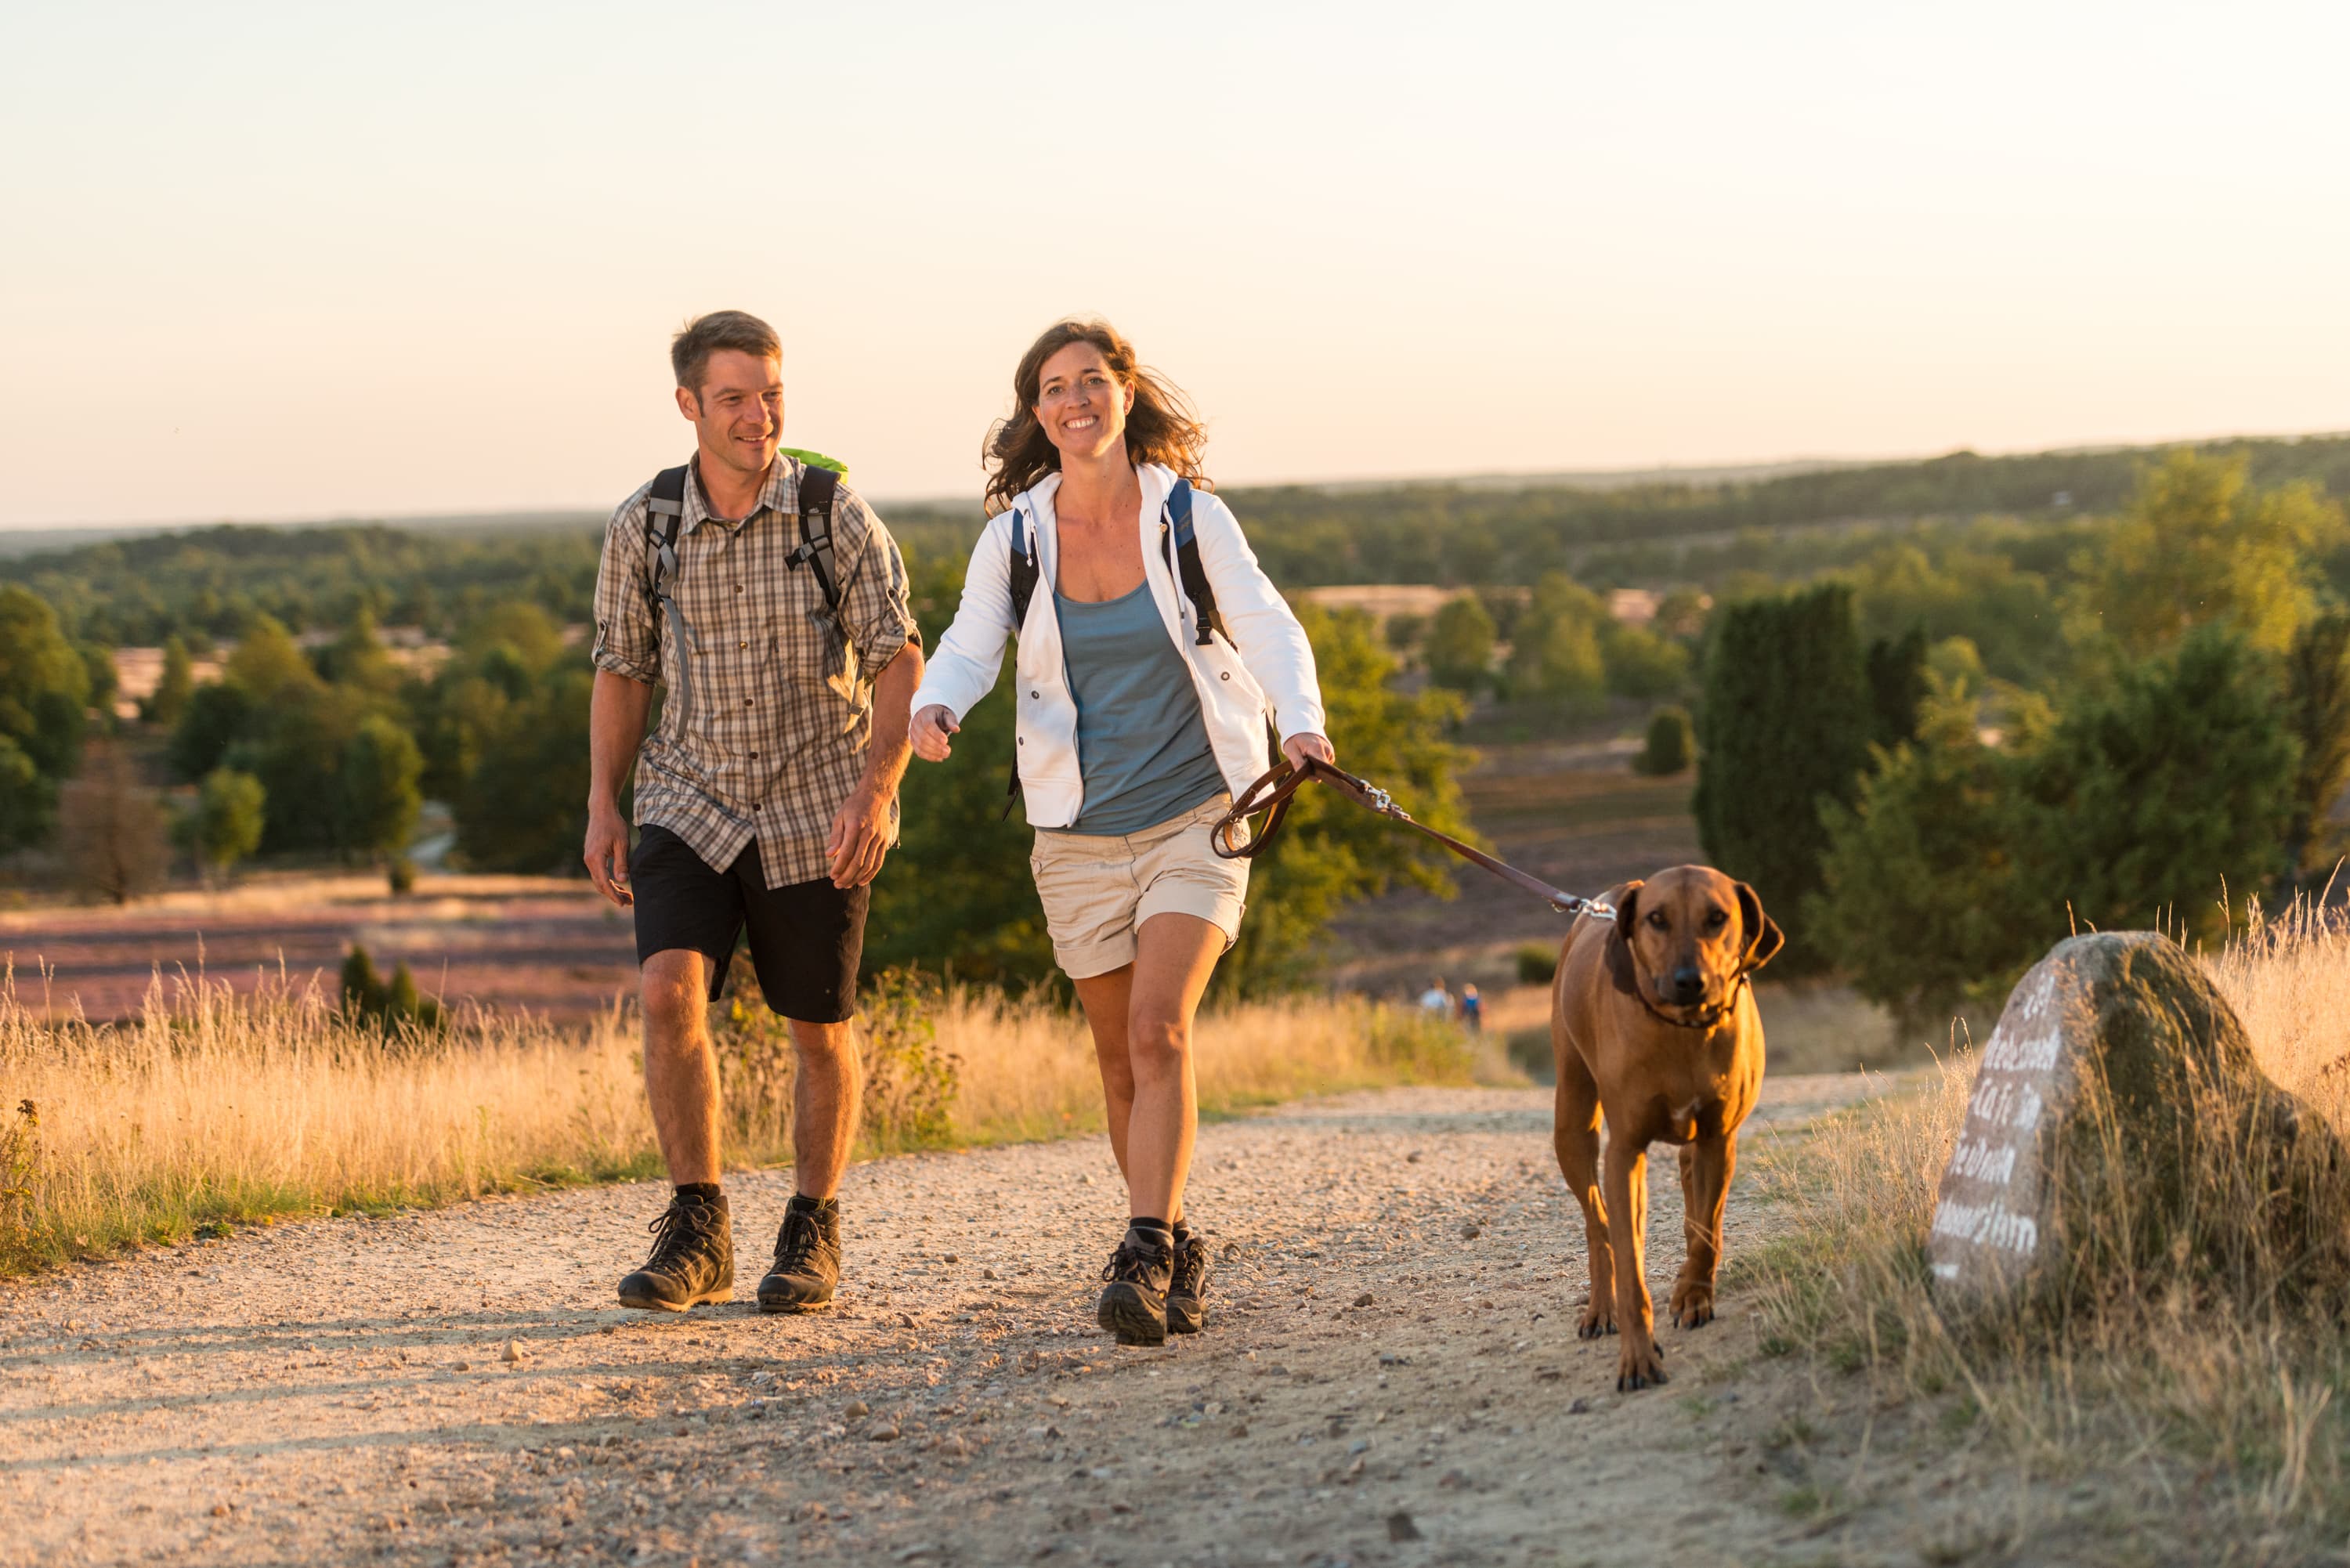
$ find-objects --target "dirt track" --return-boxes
[1,1079,1890,1568]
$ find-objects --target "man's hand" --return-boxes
[584,800,634,907]
[1282,732,1336,771]
[826,781,896,888]
[910,703,960,763]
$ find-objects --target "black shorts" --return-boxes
[630,824,870,1024]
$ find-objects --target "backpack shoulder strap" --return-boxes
[1002,506,1040,814]
[790,462,844,611]
[642,464,697,721]
[1159,478,1223,647]
[1005,507,1039,632]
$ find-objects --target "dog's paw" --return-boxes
[1577,1302,1615,1339]
[1669,1278,1716,1329]
[1614,1337,1668,1392]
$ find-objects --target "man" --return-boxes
[584,309,923,1313]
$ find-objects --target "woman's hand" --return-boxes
[911,703,960,762]
[1282,732,1336,771]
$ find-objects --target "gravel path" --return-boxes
[1,1077,1887,1568]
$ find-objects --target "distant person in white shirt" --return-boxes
[1419,977,1453,1017]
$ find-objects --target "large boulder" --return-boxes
[1929,932,2344,1311]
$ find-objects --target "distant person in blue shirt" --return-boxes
[1460,983,1484,1033]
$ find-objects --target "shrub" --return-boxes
[1516,943,1560,986]
[338,944,443,1035]
[1634,707,1694,775]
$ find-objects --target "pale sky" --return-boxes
[2,2,2345,527]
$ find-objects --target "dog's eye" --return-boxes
[1646,912,1670,930]
[1705,909,1728,930]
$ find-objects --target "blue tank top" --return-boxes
[1050,581,1227,836]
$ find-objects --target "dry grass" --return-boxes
[1739,901,2350,1546]
[0,962,1477,1278]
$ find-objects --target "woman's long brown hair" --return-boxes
[982,318,1212,513]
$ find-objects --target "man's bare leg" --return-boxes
[786,1018,862,1198]
[642,950,721,1183]
[757,1016,863,1312]
[619,949,733,1310]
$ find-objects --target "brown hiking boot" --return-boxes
[757,1196,841,1313]
[1166,1228,1212,1335]
[618,1193,733,1312]
[1096,1223,1174,1346]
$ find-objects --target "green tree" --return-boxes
[2066,451,2345,659]
[77,643,120,728]
[2282,612,2350,885]
[143,636,194,728]
[0,583,91,784]
[338,715,424,863]
[863,652,1053,988]
[453,667,595,873]
[1864,627,1929,751]
[1424,595,1496,693]
[1600,621,1691,699]
[1219,605,1473,995]
[1505,573,1607,706]
[316,609,400,696]
[1811,695,2040,1028]
[1693,583,1871,968]
[2024,627,2297,942]
[222,614,321,703]
[185,768,266,880]
[168,680,259,782]
[0,737,44,854]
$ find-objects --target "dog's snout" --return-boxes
[1669,965,1706,1003]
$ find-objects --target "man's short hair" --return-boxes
[671,311,780,398]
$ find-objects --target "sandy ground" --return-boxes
[0,1078,1896,1568]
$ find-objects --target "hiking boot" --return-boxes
[757,1195,841,1313]
[1166,1228,1212,1335]
[1096,1224,1174,1346]
[617,1192,733,1312]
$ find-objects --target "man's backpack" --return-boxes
[641,457,843,725]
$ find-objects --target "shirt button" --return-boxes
[1220,671,1231,681]
[735,583,744,594]
[739,641,748,649]
[1029,690,1039,699]
[743,698,753,707]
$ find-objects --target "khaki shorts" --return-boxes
[1029,795,1251,979]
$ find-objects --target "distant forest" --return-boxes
[9,432,2349,646]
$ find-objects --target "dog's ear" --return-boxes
[1735,880,1785,974]
[1604,882,1643,996]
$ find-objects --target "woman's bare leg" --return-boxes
[1119,914,1224,1223]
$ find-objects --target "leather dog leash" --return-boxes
[1209,757,1618,922]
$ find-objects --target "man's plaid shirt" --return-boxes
[592,455,919,889]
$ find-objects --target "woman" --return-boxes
[908,319,1333,1346]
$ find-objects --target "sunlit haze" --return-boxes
[3,2,2345,526]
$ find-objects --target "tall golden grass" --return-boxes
[1741,901,2350,1539]
[0,962,1478,1277]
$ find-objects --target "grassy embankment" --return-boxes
[0,966,1492,1279]
[1736,903,2350,1551]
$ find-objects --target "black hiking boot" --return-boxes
[617,1192,733,1312]
[757,1195,841,1313]
[1166,1227,1211,1335]
[1096,1223,1174,1346]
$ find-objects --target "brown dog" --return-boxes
[1550,865,1783,1391]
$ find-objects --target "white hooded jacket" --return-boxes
[907,464,1325,830]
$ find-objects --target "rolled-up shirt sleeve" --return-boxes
[591,493,663,685]
[833,486,919,670]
